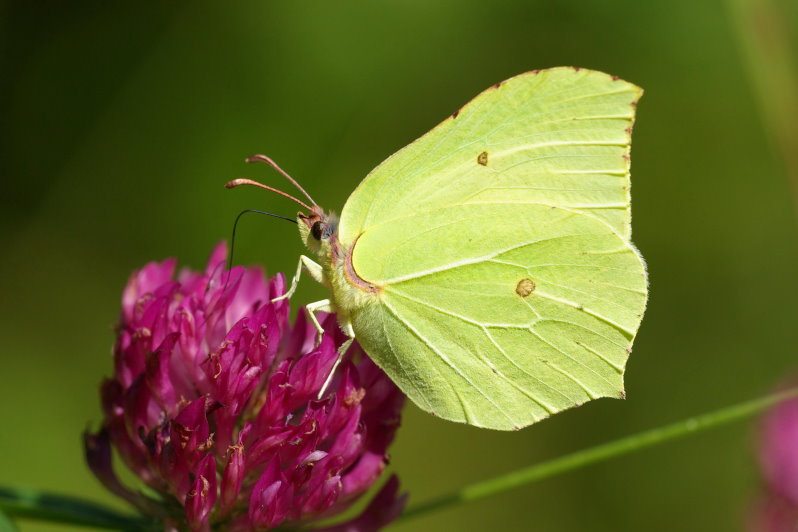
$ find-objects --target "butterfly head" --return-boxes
[298,206,340,260]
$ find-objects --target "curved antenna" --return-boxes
[246,154,318,207]
[226,178,313,212]
[227,209,298,273]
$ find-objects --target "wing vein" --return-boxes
[534,290,635,337]
[381,298,520,426]
[526,328,606,397]
[383,232,594,285]
[376,305,433,411]
[534,276,645,311]
[538,318,629,349]
[482,327,573,410]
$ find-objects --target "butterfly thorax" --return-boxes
[297,208,380,321]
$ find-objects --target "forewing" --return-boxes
[349,203,646,430]
[339,67,641,245]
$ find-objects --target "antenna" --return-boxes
[245,154,317,207]
[225,178,313,212]
[226,209,297,275]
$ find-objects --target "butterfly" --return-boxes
[229,67,648,430]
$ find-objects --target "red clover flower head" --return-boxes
[751,392,798,531]
[85,244,406,531]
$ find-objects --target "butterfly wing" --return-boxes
[339,67,641,244]
[337,68,647,430]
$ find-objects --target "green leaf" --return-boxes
[0,487,157,531]
[0,509,18,532]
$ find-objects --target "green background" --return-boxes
[3,1,798,530]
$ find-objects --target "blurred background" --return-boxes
[3,1,798,530]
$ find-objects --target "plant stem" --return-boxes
[399,388,798,522]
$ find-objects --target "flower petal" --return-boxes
[315,476,408,532]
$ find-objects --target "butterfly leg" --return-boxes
[271,255,323,303]
[304,298,333,345]
[317,321,356,399]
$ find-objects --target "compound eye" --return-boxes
[311,221,323,240]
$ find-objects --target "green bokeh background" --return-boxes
[3,1,798,530]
